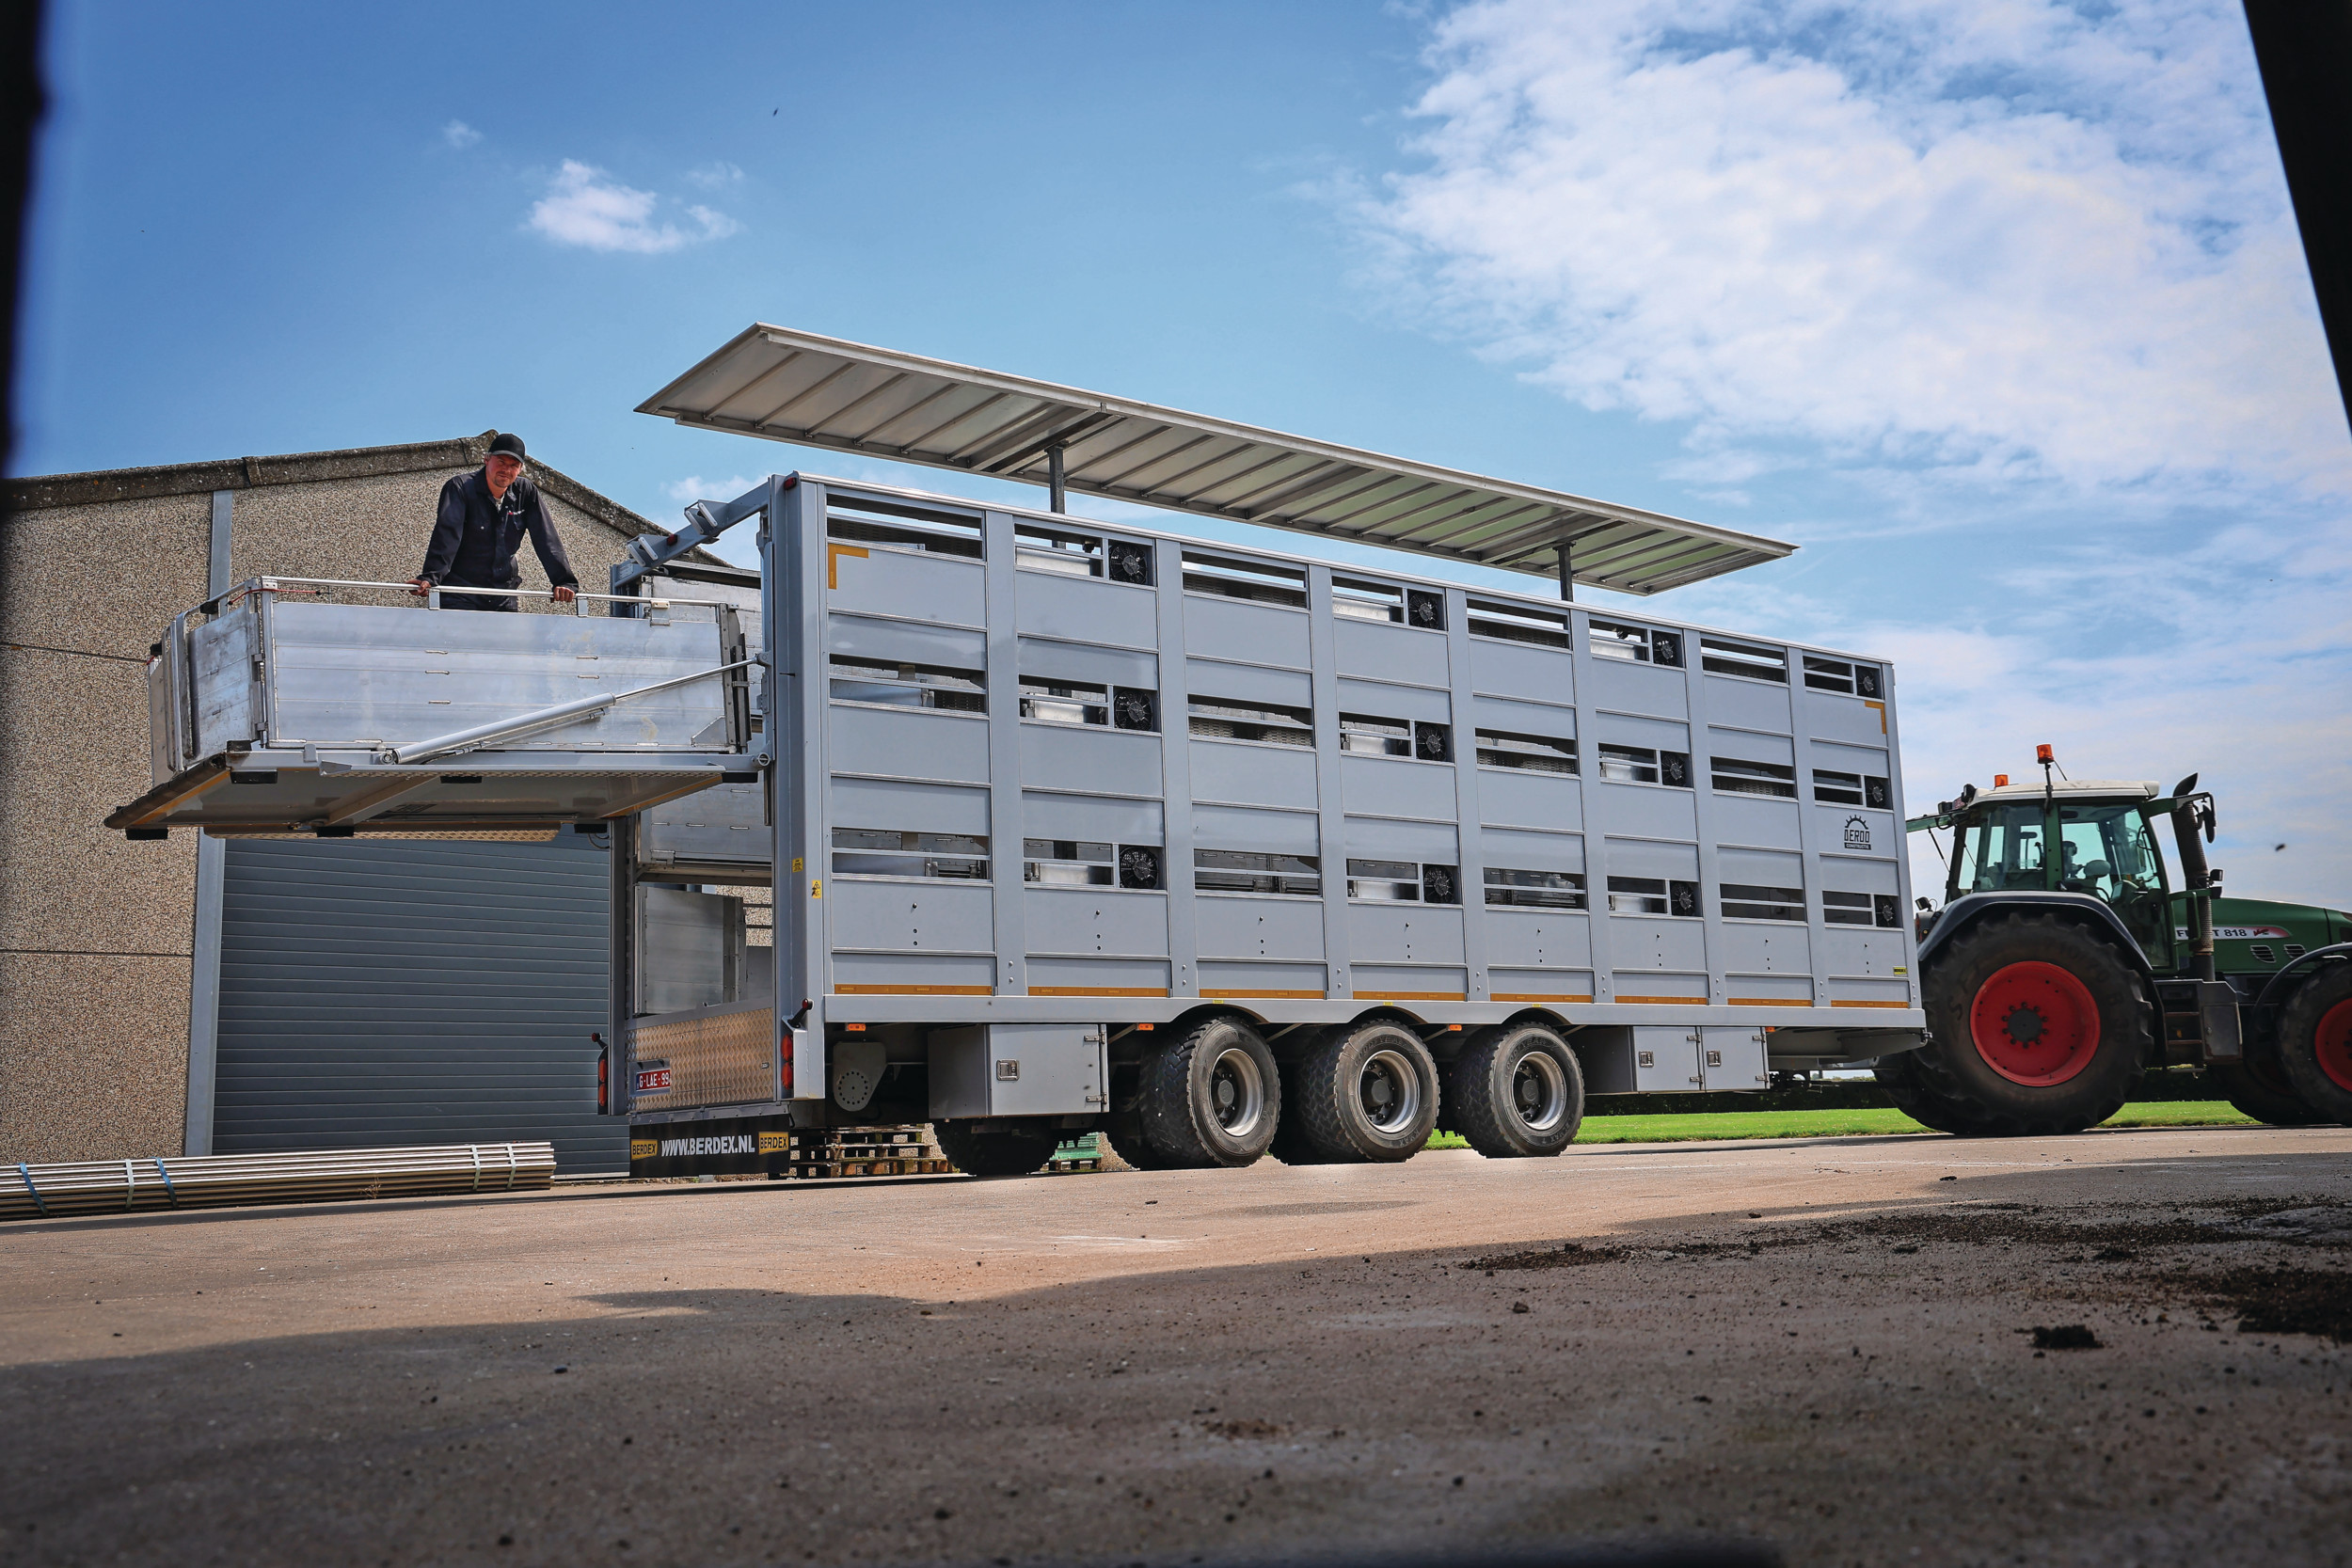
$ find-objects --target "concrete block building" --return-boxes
[0,433,717,1169]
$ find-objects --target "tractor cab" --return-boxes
[1938,780,2174,964]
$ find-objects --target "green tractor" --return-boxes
[1885,749,2352,1134]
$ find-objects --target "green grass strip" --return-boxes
[1424,1100,2259,1149]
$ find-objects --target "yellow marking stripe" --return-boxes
[1026,987,1169,998]
[1200,989,1325,1000]
[832,984,993,996]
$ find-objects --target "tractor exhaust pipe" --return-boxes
[2169,773,2218,982]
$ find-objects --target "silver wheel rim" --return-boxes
[1508,1047,1570,1133]
[1207,1045,1266,1139]
[1357,1047,1423,1135]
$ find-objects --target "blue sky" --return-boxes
[18,1,2351,902]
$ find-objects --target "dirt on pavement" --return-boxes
[0,1125,2346,1568]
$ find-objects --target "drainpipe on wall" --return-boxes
[183,489,230,1155]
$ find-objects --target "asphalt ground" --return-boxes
[2,1125,2348,1568]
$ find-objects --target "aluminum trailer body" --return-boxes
[613,472,1923,1158]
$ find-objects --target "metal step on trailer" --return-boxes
[109,577,763,839]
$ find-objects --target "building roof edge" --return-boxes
[4,432,691,548]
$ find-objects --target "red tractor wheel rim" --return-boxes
[2317,999,2352,1094]
[1968,961,2102,1086]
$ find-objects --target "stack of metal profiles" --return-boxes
[636,325,1795,596]
[1,1142,556,1222]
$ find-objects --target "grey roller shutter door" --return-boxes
[215,836,625,1174]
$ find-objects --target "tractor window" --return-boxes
[2057,805,2165,904]
[1957,803,2049,895]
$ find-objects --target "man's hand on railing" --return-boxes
[408,578,432,596]
[552,585,576,603]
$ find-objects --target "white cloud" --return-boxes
[1354,0,2352,503]
[442,119,482,150]
[1340,0,2352,906]
[528,160,741,254]
[687,161,744,188]
[684,203,743,240]
[1660,520,2352,909]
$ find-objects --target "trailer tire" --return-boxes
[1103,1112,1184,1170]
[1295,1022,1441,1163]
[1915,913,2147,1134]
[1446,1022,1583,1157]
[1872,1047,1997,1136]
[2275,962,2352,1125]
[1267,1112,1344,1165]
[1136,1017,1281,1167]
[935,1120,1061,1177]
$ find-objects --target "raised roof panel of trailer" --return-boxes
[637,325,1796,597]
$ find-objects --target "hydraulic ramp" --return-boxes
[107,578,762,839]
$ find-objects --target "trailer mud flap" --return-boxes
[629,1116,791,1178]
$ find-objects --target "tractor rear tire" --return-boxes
[1872,1047,1997,1136]
[2275,962,2352,1125]
[1914,913,2149,1135]
[2209,1054,2326,1128]
[1135,1017,1281,1167]
[934,1120,1061,1177]
[1294,1021,1441,1163]
[1446,1022,1584,1157]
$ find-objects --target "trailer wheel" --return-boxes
[1103,1112,1184,1170]
[1295,1022,1441,1163]
[1446,1022,1583,1157]
[1915,913,2147,1134]
[1136,1017,1281,1167]
[1872,1048,1996,1136]
[2275,963,2352,1125]
[934,1120,1061,1177]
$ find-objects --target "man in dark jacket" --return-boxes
[408,433,579,611]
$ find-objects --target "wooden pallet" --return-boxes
[780,1156,955,1180]
[771,1127,945,1180]
[759,1130,1105,1179]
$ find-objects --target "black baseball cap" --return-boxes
[486,432,527,462]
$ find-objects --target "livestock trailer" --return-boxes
[114,326,1926,1176]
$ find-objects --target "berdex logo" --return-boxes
[659,1134,757,1157]
[1844,816,1872,851]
